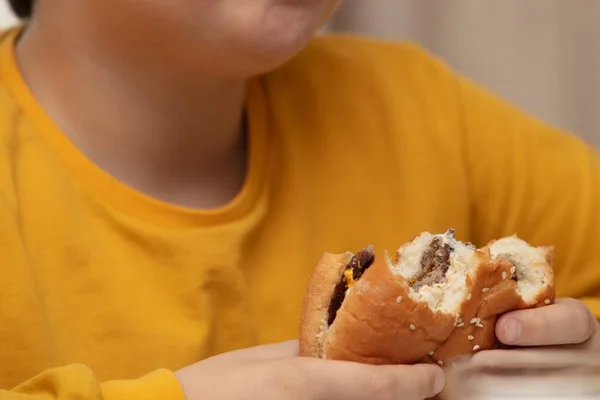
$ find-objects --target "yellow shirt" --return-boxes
[0,27,599,400]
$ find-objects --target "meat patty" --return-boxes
[411,237,453,291]
[327,246,375,326]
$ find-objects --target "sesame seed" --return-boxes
[409,324,416,331]
[510,266,516,274]
[468,335,474,340]
[545,299,551,305]
[466,293,472,300]
[473,345,480,351]
[396,296,403,304]
[502,271,507,280]
[457,323,465,328]
[470,318,478,324]
[457,317,463,323]
[476,323,484,328]
[428,350,434,356]
[438,360,444,366]
[482,287,490,293]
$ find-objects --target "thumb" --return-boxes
[300,358,445,400]
[381,364,446,400]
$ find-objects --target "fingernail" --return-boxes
[433,369,446,394]
[503,319,522,343]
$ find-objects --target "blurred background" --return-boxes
[1,0,599,147]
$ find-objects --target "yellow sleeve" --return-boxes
[458,76,600,317]
[0,365,185,400]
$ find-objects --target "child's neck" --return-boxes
[15,22,249,209]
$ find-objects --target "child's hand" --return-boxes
[175,340,445,400]
[496,297,598,349]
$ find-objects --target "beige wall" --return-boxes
[330,0,600,148]
[0,2,16,28]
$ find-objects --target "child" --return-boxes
[0,0,598,399]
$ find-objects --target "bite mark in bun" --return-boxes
[299,230,554,366]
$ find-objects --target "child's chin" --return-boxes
[222,27,318,75]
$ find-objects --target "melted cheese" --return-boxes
[344,268,356,289]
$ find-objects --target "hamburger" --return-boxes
[299,229,555,366]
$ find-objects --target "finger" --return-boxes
[469,348,591,369]
[299,359,445,400]
[496,298,597,346]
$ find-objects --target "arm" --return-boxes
[457,76,600,315]
[0,342,447,400]
[0,365,184,400]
